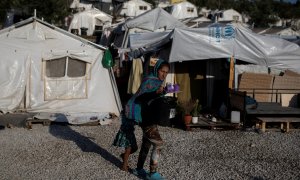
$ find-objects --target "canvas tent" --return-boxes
[0,17,121,124]
[107,7,186,97]
[119,0,152,17]
[217,9,243,23]
[128,22,300,73]
[123,7,187,32]
[165,1,198,20]
[120,7,187,49]
[69,8,112,36]
[127,22,300,107]
[70,0,93,11]
[168,23,300,73]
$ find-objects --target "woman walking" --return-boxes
[132,60,170,180]
[113,59,169,180]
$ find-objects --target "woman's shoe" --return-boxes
[146,172,164,180]
[132,168,148,178]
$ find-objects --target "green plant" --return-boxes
[191,99,201,117]
[178,99,196,116]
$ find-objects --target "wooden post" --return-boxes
[228,56,234,89]
[286,122,290,133]
[261,122,266,132]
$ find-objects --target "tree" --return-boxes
[0,0,24,25]
[248,0,278,27]
[0,0,71,27]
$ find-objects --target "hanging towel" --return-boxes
[127,58,143,94]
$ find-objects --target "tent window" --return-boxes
[45,57,87,78]
[43,56,88,101]
[46,58,66,78]
[139,6,147,10]
[187,7,194,13]
[67,58,87,77]
[233,15,239,21]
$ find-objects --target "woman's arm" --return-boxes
[135,91,161,104]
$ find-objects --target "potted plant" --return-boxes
[191,99,201,124]
[178,99,196,125]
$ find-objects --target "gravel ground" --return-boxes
[0,117,300,180]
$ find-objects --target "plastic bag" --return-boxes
[219,102,227,119]
[102,49,114,69]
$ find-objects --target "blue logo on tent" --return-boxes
[209,25,221,42]
[209,24,235,42]
[223,25,235,39]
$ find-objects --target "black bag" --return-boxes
[151,97,177,127]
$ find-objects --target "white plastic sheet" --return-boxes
[123,7,187,31]
[0,18,121,118]
[119,0,152,17]
[68,8,112,36]
[169,24,300,73]
[0,47,30,113]
[170,1,198,20]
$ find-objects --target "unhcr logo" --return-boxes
[209,25,235,42]
[209,25,221,42]
[223,25,235,39]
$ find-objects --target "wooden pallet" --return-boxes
[26,118,52,129]
[256,117,300,133]
[185,117,240,131]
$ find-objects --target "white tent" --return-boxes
[119,0,152,17]
[168,1,198,20]
[128,22,300,107]
[217,9,243,23]
[69,8,112,36]
[123,7,187,31]
[120,7,187,49]
[0,17,121,123]
[128,22,300,73]
[168,23,300,73]
[70,0,93,10]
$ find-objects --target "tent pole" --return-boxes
[109,67,123,114]
[228,56,234,89]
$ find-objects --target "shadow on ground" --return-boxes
[49,124,123,170]
[0,113,34,127]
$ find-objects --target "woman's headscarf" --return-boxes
[125,59,167,123]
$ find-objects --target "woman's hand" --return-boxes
[156,86,164,94]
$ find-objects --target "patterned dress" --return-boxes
[113,114,138,149]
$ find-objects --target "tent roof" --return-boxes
[169,1,198,20]
[128,22,300,73]
[0,17,106,50]
[168,23,300,73]
[74,8,113,21]
[123,7,187,31]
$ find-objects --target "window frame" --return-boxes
[139,6,147,10]
[233,15,240,21]
[42,56,91,80]
[187,7,194,13]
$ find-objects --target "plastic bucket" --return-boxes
[231,111,240,124]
